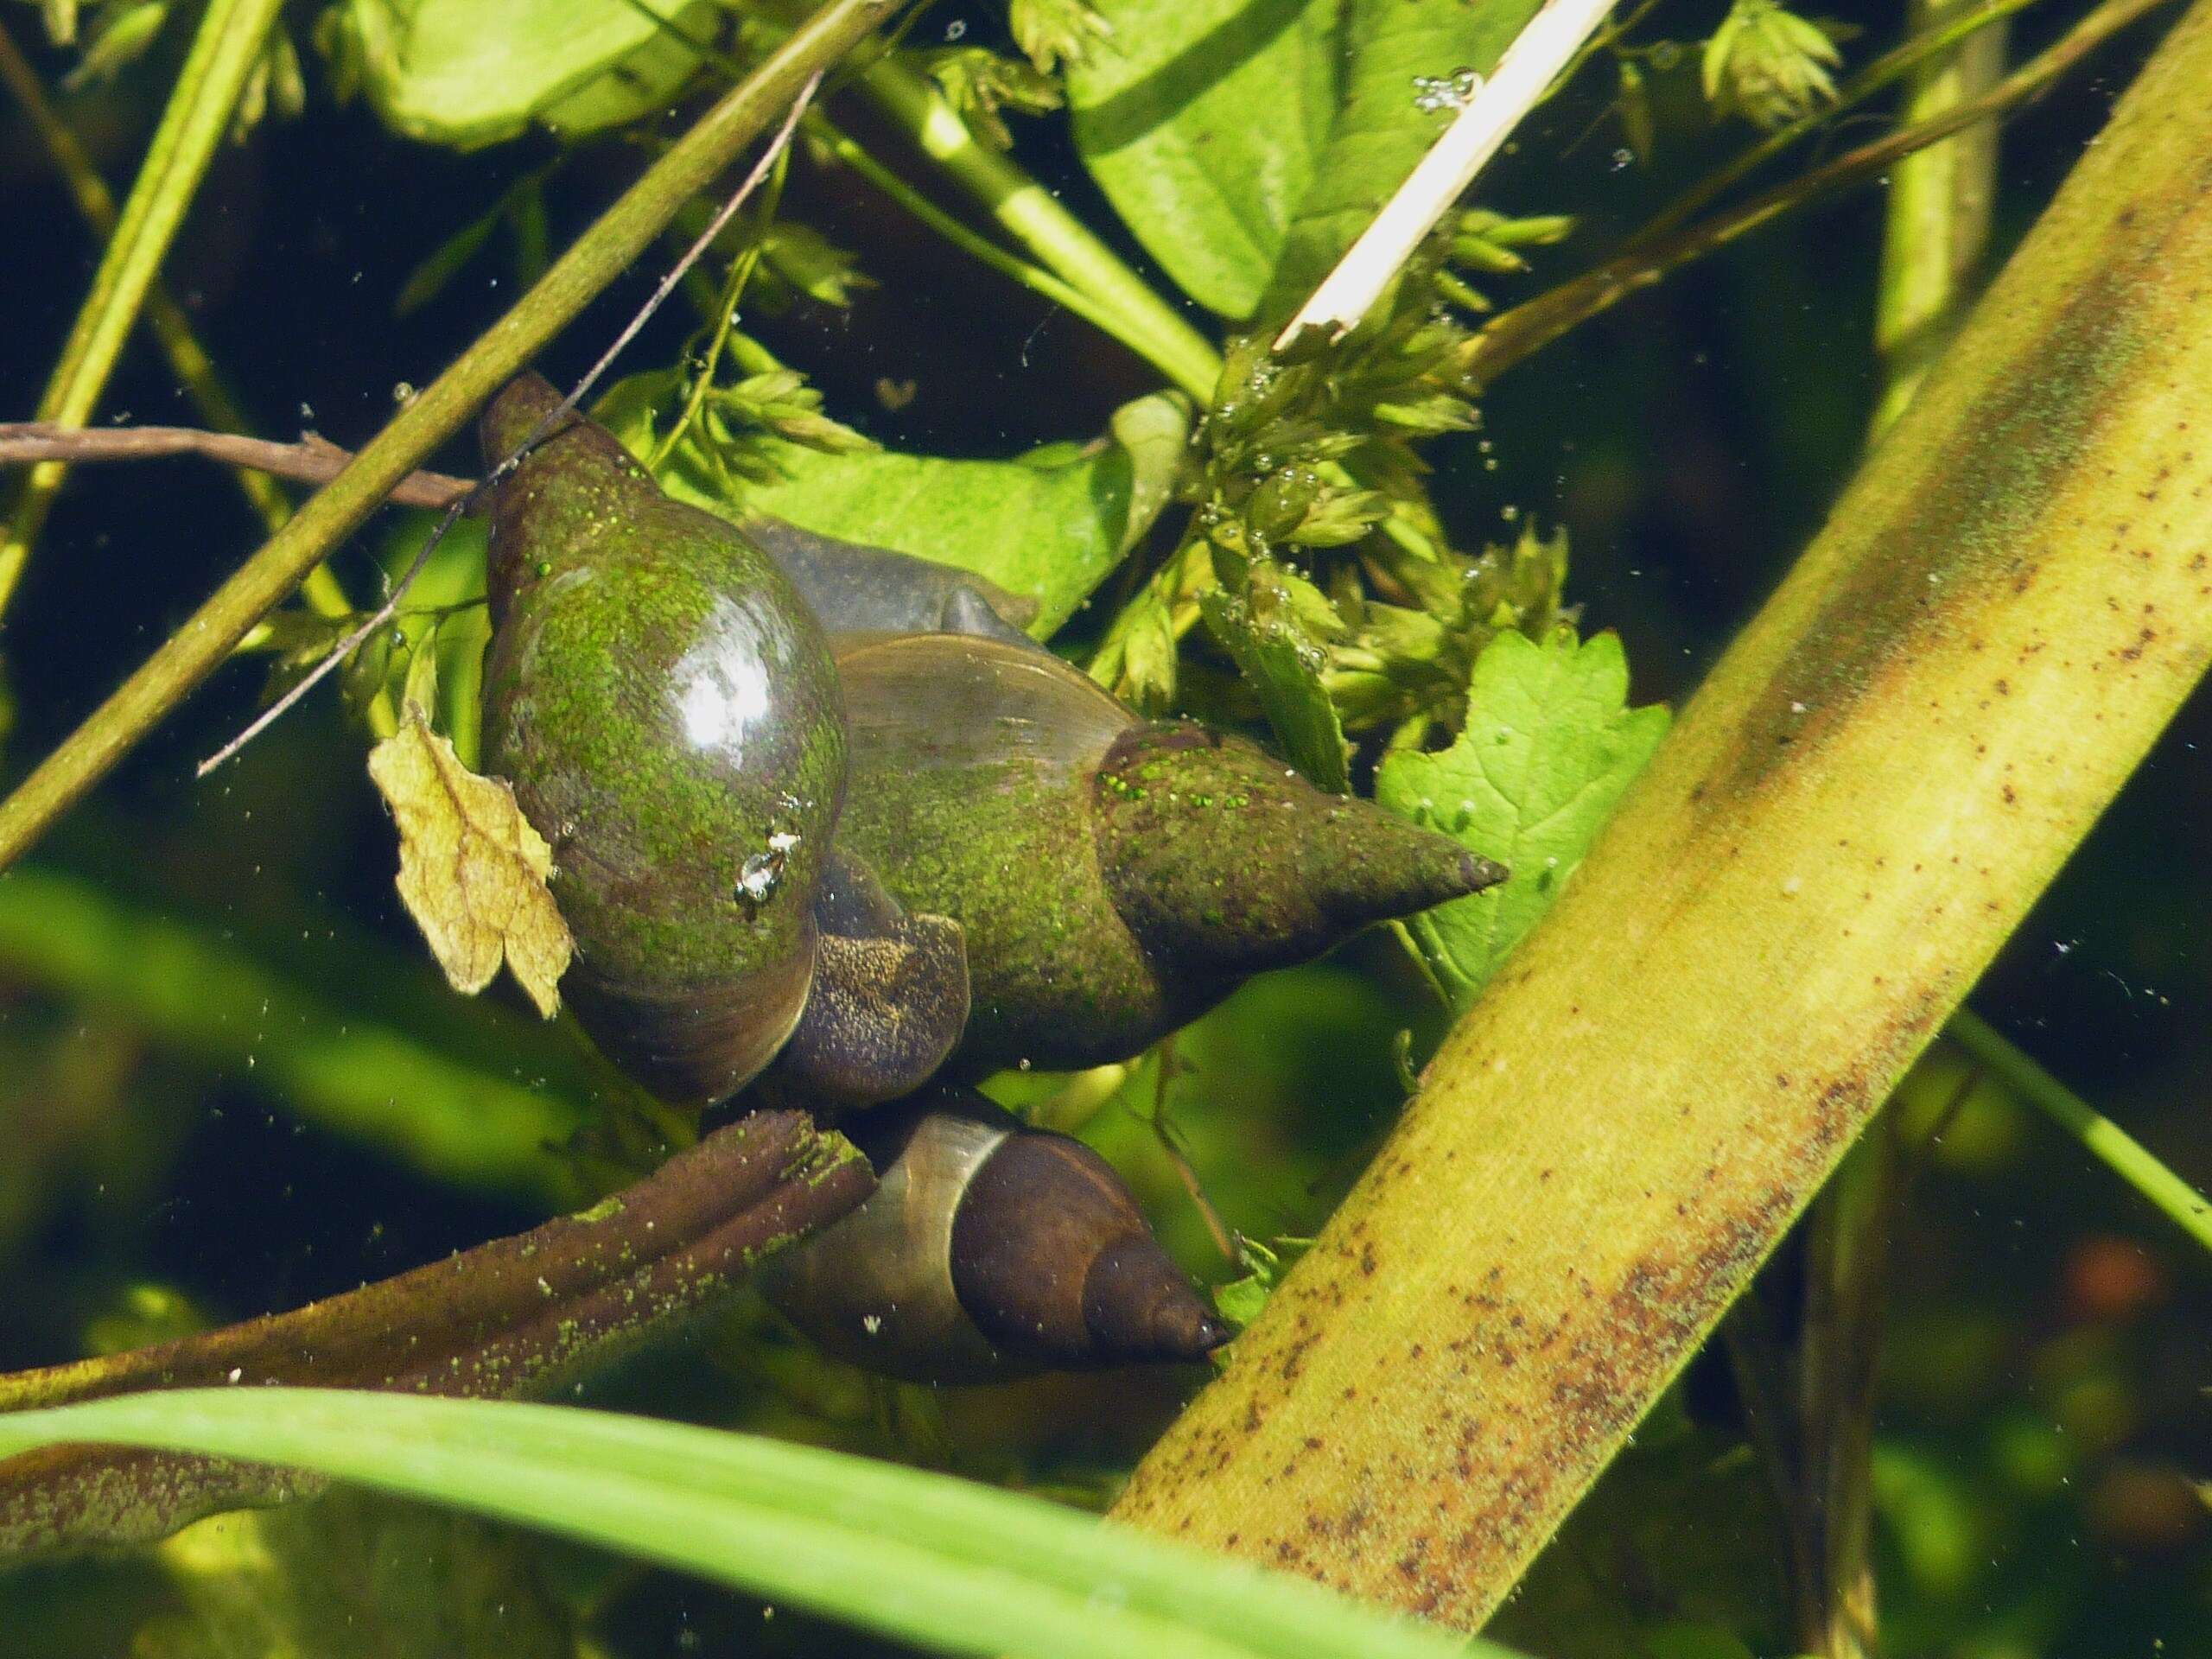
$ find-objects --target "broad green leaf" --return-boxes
[338,0,715,149]
[0,1389,1514,1659]
[1067,0,1342,319]
[642,391,1191,638]
[1200,567,1351,791]
[1376,630,1668,1007]
[1258,0,1547,320]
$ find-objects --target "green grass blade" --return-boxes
[1948,1007,2212,1255]
[0,1389,1510,1659]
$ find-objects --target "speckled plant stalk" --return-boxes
[1111,0,2212,1624]
[1789,16,2010,1656]
[0,1110,871,1559]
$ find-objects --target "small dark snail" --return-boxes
[479,374,968,1112]
[828,631,1506,1075]
[757,1087,1228,1381]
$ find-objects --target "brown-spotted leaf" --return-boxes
[367,704,571,1016]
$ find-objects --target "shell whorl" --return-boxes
[479,373,848,1109]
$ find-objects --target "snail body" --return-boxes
[757,1088,1227,1381]
[829,632,1504,1075]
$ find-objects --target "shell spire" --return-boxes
[758,1090,1227,1382]
[1091,723,1506,979]
[829,632,1506,1076]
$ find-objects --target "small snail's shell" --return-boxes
[479,374,847,1108]
[830,632,1504,1074]
[738,517,1038,643]
[758,1089,1225,1382]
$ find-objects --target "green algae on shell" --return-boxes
[480,373,848,1109]
[830,632,1505,1074]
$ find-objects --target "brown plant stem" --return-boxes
[1111,0,2212,1622]
[1462,0,2178,389]
[0,423,474,510]
[0,1109,873,1559]
[0,0,899,878]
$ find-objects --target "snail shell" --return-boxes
[828,631,1505,1075]
[758,1088,1227,1382]
[738,516,1038,644]
[479,373,847,1108]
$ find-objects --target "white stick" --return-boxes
[1274,0,1620,350]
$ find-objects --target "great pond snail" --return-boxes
[475,373,1503,1381]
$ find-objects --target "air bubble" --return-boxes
[1412,67,1483,112]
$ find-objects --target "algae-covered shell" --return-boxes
[830,632,1504,1074]
[479,373,848,1109]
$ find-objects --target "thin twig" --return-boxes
[0,0,897,876]
[192,72,824,779]
[0,423,473,508]
[1464,0,2178,387]
[1274,0,1620,350]
[652,140,794,467]
[1640,0,2037,251]
[0,22,303,554]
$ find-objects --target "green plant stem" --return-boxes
[1871,0,2011,435]
[1948,1008,2212,1253]
[0,22,339,591]
[1644,0,2039,249]
[654,148,796,468]
[0,0,901,880]
[855,55,1224,403]
[1112,0,2212,1617]
[602,0,1195,394]
[1795,1118,1901,1659]
[806,111,1155,363]
[609,0,1218,397]
[0,0,289,622]
[1464,0,2179,389]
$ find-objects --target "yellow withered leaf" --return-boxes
[367,705,572,1018]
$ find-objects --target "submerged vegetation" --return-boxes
[0,0,2205,1653]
